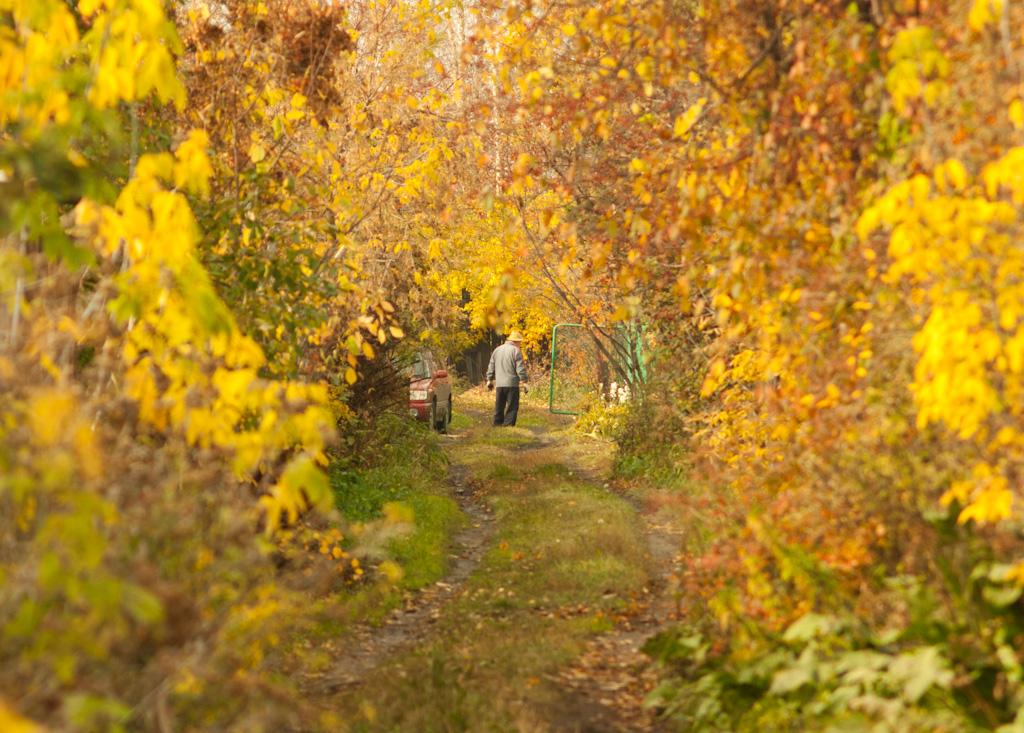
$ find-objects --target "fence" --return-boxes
[548,323,646,415]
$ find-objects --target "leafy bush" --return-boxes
[0,2,462,729]
[573,399,631,439]
[647,562,1024,732]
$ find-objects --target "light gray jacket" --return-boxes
[486,341,528,388]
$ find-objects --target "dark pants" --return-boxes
[493,386,521,426]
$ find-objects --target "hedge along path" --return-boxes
[323,387,680,732]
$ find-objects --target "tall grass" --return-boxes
[328,413,466,592]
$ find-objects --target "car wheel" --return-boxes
[435,398,449,432]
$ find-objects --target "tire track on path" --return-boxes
[544,497,681,733]
[306,461,495,693]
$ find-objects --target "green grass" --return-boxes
[329,416,449,521]
[483,432,535,449]
[510,410,548,428]
[324,415,468,622]
[487,462,516,481]
[534,462,571,479]
[385,493,466,588]
[613,450,687,488]
[448,411,474,430]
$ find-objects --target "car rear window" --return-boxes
[410,353,431,379]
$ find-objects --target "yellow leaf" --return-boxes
[67,149,88,167]
[923,80,946,107]
[0,701,44,733]
[74,424,104,480]
[389,326,405,338]
[674,100,705,138]
[941,480,971,507]
[958,486,1013,525]
[249,144,266,163]
[345,367,357,384]
[291,93,307,108]
[378,559,404,583]
[560,24,576,36]
[1011,99,1024,130]
[174,130,213,197]
[969,0,1003,31]
[361,342,375,359]
[28,389,75,445]
[262,455,331,532]
[945,159,968,189]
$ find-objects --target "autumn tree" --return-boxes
[0,0,427,727]
[485,0,1024,727]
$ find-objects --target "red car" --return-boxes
[409,349,452,432]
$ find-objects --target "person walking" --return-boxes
[486,330,530,427]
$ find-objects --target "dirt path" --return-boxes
[514,429,683,731]
[322,396,681,731]
[525,423,681,731]
[546,502,681,732]
[308,463,496,693]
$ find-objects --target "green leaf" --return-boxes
[65,693,130,733]
[641,630,708,665]
[735,650,791,684]
[55,653,77,684]
[8,192,94,268]
[983,583,1023,608]
[38,552,62,590]
[4,598,42,637]
[283,454,331,510]
[996,707,1024,733]
[123,584,165,625]
[826,684,860,712]
[887,645,953,703]
[783,612,836,643]
[988,563,1017,582]
[834,650,890,675]
[769,665,813,695]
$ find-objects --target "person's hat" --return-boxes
[507,330,524,342]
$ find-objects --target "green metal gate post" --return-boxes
[549,323,583,415]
